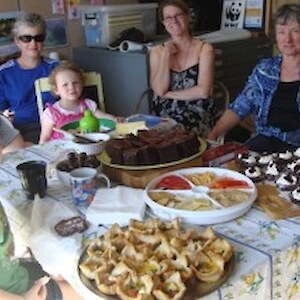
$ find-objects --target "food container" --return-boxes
[79,3,158,47]
[71,133,110,156]
[145,167,257,225]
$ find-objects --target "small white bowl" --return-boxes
[56,154,101,187]
[70,133,110,155]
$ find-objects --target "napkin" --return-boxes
[86,186,146,226]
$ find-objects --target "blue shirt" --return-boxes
[229,55,300,146]
[0,58,59,125]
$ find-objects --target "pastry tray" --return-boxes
[145,167,257,225]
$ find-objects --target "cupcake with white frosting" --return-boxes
[291,187,300,205]
[286,160,300,174]
[236,152,257,167]
[244,166,264,182]
[265,161,281,180]
[293,148,300,160]
[276,150,294,166]
[257,153,274,167]
[276,173,298,191]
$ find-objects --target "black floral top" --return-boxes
[152,64,216,137]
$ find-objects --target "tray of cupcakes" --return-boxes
[235,148,300,218]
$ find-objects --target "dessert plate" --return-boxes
[145,167,257,224]
[99,138,207,170]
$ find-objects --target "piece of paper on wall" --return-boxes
[221,0,246,29]
[52,0,65,15]
[244,0,264,29]
[67,0,81,20]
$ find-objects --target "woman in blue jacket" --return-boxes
[0,13,59,144]
[208,4,300,153]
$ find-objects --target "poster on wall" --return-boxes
[45,18,67,48]
[0,11,21,58]
[221,0,246,29]
[52,0,66,15]
[244,0,266,31]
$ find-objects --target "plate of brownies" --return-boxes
[99,127,207,170]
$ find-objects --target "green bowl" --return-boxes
[61,118,116,132]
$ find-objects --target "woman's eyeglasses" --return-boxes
[163,12,186,23]
[18,34,46,43]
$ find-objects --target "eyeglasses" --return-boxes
[163,12,186,23]
[18,34,46,43]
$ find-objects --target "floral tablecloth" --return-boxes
[1,140,300,300]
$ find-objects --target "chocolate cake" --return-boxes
[105,128,200,166]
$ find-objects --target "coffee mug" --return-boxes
[16,160,47,200]
[70,167,110,207]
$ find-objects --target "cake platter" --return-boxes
[145,167,257,225]
[99,137,207,171]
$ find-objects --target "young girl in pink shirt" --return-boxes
[39,61,119,143]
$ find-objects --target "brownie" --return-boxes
[104,127,200,166]
[55,216,88,237]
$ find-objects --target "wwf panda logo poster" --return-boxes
[221,0,246,29]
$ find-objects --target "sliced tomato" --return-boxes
[156,175,191,190]
[210,177,250,189]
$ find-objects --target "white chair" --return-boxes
[34,71,105,119]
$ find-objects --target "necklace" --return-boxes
[176,39,193,71]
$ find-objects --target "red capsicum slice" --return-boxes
[156,175,191,190]
[210,177,250,189]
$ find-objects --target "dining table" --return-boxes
[1,139,300,300]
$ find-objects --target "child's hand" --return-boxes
[116,116,125,123]
[23,276,49,300]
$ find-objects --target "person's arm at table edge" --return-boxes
[207,109,241,141]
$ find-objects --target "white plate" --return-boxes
[145,167,257,225]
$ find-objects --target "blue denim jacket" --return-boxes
[229,55,300,146]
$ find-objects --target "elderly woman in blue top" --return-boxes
[0,13,59,144]
[208,4,300,153]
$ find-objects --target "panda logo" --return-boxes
[226,1,243,22]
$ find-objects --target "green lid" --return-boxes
[79,110,99,133]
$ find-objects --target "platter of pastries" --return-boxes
[78,218,234,300]
[145,167,257,224]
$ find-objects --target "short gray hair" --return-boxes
[12,12,46,37]
[273,4,300,26]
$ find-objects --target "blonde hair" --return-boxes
[48,61,84,94]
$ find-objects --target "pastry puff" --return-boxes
[153,272,186,300]
[205,237,234,263]
[191,250,225,283]
[116,273,154,300]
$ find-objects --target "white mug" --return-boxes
[70,167,110,207]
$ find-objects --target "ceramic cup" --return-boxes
[70,167,110,207]
[16,161,47,200]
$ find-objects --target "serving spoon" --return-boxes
[53,128,97,143]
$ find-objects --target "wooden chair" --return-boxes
[34,71,105,119]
